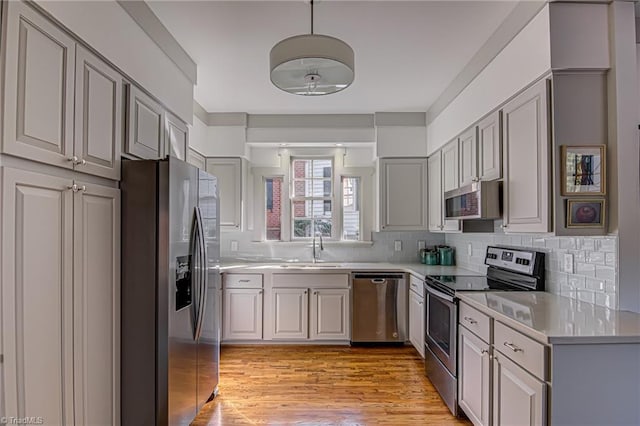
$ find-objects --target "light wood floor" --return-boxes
[192,345,471,425]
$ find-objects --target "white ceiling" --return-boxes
[148,1,519,114]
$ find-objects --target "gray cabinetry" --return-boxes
[478,111,502,181]
[74,46,122,179]
[379,158,428,231]
[205,158,242,229]
[502,79,551,233]
[459,127,478,187]
[126,85,165,160]
[2,1,76,169]
[165,110,188,161]
[458,326,491,426]
[427,152,443,232]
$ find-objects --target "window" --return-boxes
[342,177,361,240]
[291,158,332,238]
[265,177,282,240]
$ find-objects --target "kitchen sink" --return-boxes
[279,263,345,269]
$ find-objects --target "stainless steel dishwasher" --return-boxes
[351,273,407,343]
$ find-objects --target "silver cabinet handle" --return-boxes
[472,177,480,182]
[313,291,317,295]
[258,290,263,294]
[463,316,477,325]
[304,290,307,294]
[68,156,86,166]
[481,349,489,355]
[500,224,509,229]
[439,225,444,230]
[239,279,250,283]
[68,184,86,193]
[503,342,523,353]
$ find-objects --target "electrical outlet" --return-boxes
[394,240,402,251]
[467,243,473,257]
[563,253,574,273]
[230,240,239,252]
[418,240,426,250]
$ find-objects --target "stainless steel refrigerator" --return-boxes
[121,157,221,425]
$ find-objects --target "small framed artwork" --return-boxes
[561,145,606,195]
[566,199,606,228]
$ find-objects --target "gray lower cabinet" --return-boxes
[493,353,546,426]
[126,85,165,159]
[1,166,120,425]
[74,45,122,180]
[458,326,491,426]
[2,1,76,169]
[223,288,263,340]
[310,288,349,340]
[272,287,309,339]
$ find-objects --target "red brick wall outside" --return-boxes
[293,161,306,218]
[266,178,282,240]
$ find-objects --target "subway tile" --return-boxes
[569,250,587,263]
[595,265,616,281]
[586,251,606,265]
[575,263,596,277]
[545,238,560,249]
[521,236,533,247]
[578,238,597,251]
[598,238,617,252]
[559,238,577,250]
[533,238,546,248]
[594,293,616,309]
[605,252,617,267]
[567,275,586,289]
[605,281,617,293]
[585,277,606,292]
[550,271,568,285]
[577,290,596,304]
[509,235,522,246]
[560,289,577,300]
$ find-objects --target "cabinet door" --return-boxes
[502,80,550,233]
[2,2,75,169]
[73,183,120,425]
[272,288,308,339]
[187,148,206,170]
[126,85,164,159]
[459,327,491,426]
[1,167,74,424]
[205,158,242,229]
[442,140,459,192]
[74,46,122,180]
[379,158,428,230]
[478,111,502,181]
[408,291,425,357]
[165,111,188,161]
[223,289,263,340]
[493,353,546,426]
[427,153,443,232]
[459,127,478,187]
[310,289,349,340]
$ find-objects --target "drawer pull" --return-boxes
[463,316,477,325]
[238,279,251,283]
[481,349,489,355]
[503,342,524,353]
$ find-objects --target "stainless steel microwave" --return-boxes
[444,181,501,220]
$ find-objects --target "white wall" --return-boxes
[427,6,551,153]
[36,0,194,123]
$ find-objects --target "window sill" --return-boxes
[254,240,374,247]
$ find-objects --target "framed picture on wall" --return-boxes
[566,199,606,228]
[561,145,606,195]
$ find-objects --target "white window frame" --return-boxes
[264,175,284,241]
[290,157,335,240]
[340,175,363,241]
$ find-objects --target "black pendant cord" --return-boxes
[310,0,314,34]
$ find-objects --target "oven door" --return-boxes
[425,284,457,375]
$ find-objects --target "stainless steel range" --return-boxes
[423,246,545,416]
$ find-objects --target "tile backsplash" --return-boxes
[446,230,619,310]
[221,231,445,264]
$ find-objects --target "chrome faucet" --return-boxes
[312,231,324,263]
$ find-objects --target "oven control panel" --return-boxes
[485,246,536,275]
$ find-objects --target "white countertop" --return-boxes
[220,262,480,281]
[457,291,640,345]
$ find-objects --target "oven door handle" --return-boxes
[425,284,455,303]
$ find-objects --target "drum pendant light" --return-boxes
[270,0,354,96]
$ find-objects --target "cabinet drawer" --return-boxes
[459,302,490,343]
[409,275,424,298]
[494,321,548,381]
[272,273,349,288]
[223,274,263,289]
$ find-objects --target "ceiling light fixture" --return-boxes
[270,0,354,96]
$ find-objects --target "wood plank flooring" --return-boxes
[192,345,471,425]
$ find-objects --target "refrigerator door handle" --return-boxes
[194,206,207,340]
[190,211,201,340]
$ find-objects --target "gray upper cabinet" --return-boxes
[126,85,165,159]
[478,111,502,181]
[442,140,459,192]
[459,127,478,187]
[2,1,76,169]
[187,148,206,170]
[164,111,188,161]
[74,46,122,180]
[206,157,242,229]
[427,152,444,232]
[379,158,428,231]
[502,79,551,233]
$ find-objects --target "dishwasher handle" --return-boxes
[371,278,386,284]
[353,273,405,280]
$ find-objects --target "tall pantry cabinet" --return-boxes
[1,1,120,424]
